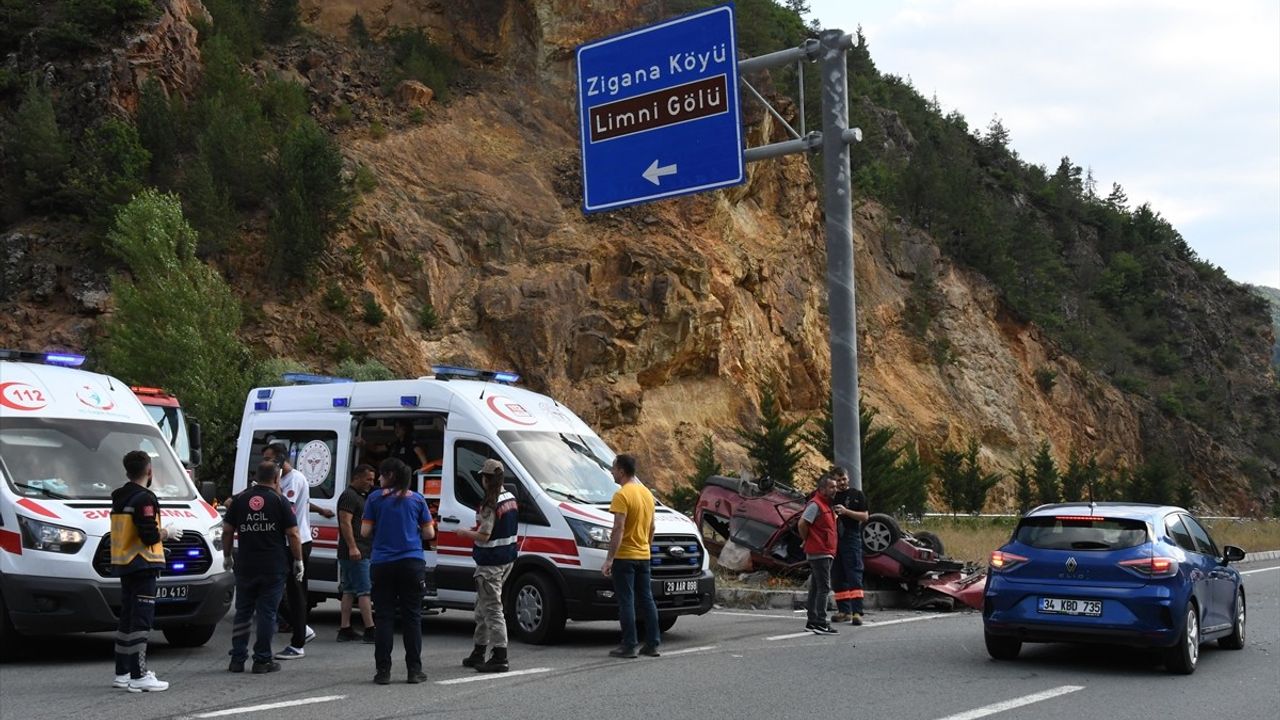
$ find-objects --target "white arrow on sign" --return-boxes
[642,159,678,186]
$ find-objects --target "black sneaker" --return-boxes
[639,644,660,657]
[373,670,391,685]
[811,624,839,635]
[362,627,377,644]
[608,645,639,659]
[251,660,281,674]
[336,627,359,643]
[407,669,428,684]
[804,622,818,632]
[227,659,245,673]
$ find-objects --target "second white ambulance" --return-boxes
[231,366,714,643]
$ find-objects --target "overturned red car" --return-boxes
[694,476,984,610]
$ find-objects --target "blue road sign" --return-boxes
[576,3,743,214]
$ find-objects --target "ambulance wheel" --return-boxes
[163,623,218,648]
[0,591,21,661]
[507,571,565,645]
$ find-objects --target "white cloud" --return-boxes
[808,0,1280,288]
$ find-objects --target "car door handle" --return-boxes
[440,516,461,524]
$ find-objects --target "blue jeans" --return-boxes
[612,559,660,649]
[832,528,864,614]
[229,573,286,663]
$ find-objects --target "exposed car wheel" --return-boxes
[1165,602,1200,674]
[163,623,218,648]
[506,572,565,645]
[862,514,903,555]
[1218,590,1245,650]
[0,591,22,661]
[913,531,946,555]
[984,630,1021,660]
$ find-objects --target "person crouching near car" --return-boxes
[362,458,435,685]
[798,474,840,635]
[337,464,377,644]
[111,450,184,693]
[222,461,305,674]
[457,459,518,673]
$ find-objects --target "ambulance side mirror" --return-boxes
[199,481,216,504]
[188,420,203,467]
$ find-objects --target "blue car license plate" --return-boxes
[1038,596,1102,616]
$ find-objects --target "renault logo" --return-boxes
[1065,557,1078,573]
[669,546,687,558]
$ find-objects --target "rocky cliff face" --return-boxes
[4,0,1272,512]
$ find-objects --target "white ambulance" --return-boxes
[231,366,714,643]
[0,351,233,658]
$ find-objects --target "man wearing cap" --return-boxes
[457,459,518,673]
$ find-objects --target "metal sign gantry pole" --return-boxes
[740,30,864,490]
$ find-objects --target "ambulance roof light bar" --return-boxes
[430,365,520,385]
[280,373,354,385]
[0,349,86,368]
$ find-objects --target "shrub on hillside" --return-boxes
[65,117,150,226]
[269,118,351,275]
[3,81,72,216]
[384,27,457,101]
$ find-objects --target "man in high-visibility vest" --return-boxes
[111,450,183,693]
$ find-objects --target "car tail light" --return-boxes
[989,550,1029,571]
[1118,556,1179,578]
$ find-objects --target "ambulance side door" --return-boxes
[434,434,505,606]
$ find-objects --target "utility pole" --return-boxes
[740,31,864,489]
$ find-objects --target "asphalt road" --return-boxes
[1,560,1277,720]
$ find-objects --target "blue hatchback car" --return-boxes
[983,503,1247,674]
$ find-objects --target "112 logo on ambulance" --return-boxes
[0,381,48,411]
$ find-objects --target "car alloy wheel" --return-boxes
[1184,607,1198,667]
[516,583,544,634]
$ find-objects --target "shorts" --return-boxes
[338,557,372,596]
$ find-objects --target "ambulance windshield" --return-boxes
[0,418,195,500]
[499,430,618,505]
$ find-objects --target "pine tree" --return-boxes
[262,0,299,42]
[667,435,722,515]
[1060,450,1087,503]
[6,81,71,212]
[1106,182,1129,212]
[1031,441,1060,506]
[1013,463,1035,514]
[936,445,966,514]
[958,439,1001,514]
[892,444,931,518]
[65,117,151,226]
[737,382,808,490]
[136,77,179,184]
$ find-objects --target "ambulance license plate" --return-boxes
[664,580,698,595]
[156,585,189,602]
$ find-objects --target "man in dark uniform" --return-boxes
[830,466,869,625]
[111,450,182,693]
[223,461,304,674]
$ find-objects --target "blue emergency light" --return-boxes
[253,401,270,412]
[431,365,521,385]
[0,349,86,367]
[332,398,350,408]
[256,388,274,400]
[172,562,186,571]
[400,395,420,407]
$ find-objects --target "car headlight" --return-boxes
[566,517,612,550]
[17,515,86,554]
[208,522,224,552]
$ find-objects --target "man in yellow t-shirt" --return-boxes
[602,454,660,659]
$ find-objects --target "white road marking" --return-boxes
[435,667,553,685]
[863,614,964,628]
[1240,566,1280,575]
[711,610,796,619]
[662,645,717,656]
[932,685,1085,720]
[766,631,819,641]
[189,695,346,718]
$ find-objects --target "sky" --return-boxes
[807,0,1280,288]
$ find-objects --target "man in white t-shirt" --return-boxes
[263,443,333,659]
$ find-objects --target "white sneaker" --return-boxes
[304,626,316,644]
[127,671,169,693]
[112,673,130,689]
[275,646,305,660]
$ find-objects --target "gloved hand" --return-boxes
[293,560,305,583]
[162,526,184,542]
[224,554,234,572]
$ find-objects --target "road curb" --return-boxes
[715,586,906,611]
[714,549,1280,611]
